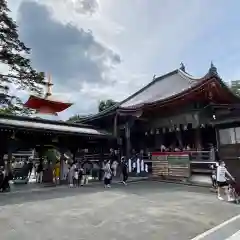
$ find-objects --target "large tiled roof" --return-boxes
[120,69,203,109]
[79,63,237,122]
[0,114,112,137]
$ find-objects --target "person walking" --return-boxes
[0,165,10,192]
[36,160,44,183]
[103,160,112,188]
[68,162,76,188]
[121,157,128,185]
[54,161,60,185]
[83,161,91,185]
[73,167,78,187]
[216,161,234,201]
[27,158,34,179]
[210,162,218,191]
[78,165,84,187]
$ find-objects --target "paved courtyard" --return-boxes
[0,181,240,240]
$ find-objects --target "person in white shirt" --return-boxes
[111,160,118,177]
[216,161,234,201]
[160,144,166,152]
[103,160,112,188]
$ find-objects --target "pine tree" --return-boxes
[0,0,44,115]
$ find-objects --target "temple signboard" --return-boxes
[151,152,190,180]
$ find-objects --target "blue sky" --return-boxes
[6,0,240,119]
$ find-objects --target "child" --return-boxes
[78,166,84,187]
[73,168,78,187]
[210,163,218,190]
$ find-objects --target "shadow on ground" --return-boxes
[0,181,240,240]
[0,181,229,207]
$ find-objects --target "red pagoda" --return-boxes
[24,74,72,115]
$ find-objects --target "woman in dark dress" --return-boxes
[0,166,10,192]
[121,157,128,185]
[36,161,44,183]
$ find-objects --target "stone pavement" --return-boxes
[5,176,148,195]
[227,230,240,239]
[191,214,240,240]
[0,181,240,240]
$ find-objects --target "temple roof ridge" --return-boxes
[119,67,204,108]
[177,68,204,83]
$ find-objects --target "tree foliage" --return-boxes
[98,99,117,112]
[230,80,240,97]
[67,99,118,122]
[0,0,44,115]
[67,114,87,123]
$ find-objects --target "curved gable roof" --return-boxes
[78,65,239,123]
[120,69,202,109]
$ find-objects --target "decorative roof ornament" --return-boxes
[152,74,156,81]
[208,61,218,77]
[180,62,186,72]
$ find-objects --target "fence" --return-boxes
[188,151,216,174]
[149,151,215,181]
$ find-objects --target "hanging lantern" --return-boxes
[184,125,188,131]
[176,127,180,131]
[145,131,148,136]
[150,129,154,135]
[156,129,160,134]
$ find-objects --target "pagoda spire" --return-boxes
[44,73,53,98]
[208,61,218,77]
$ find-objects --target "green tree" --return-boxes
[98,99,117,112]
[0,0,44,115]
[230,80,240,96]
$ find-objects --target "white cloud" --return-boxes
[6,0,233,119]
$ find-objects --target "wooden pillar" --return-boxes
[195,127,202,150]
[194,113,202,150]
[176,130,183,149]
[7,140,14,173]
[60,149,65,182]
[113,113,118,137]
[154,132,163,149]
[215,126,220,149]
[125,121,131,159]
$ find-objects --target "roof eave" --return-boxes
[117,75,235,112]
[77,105,119,123]
[0,124,112,138]
[78,70,181,123]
